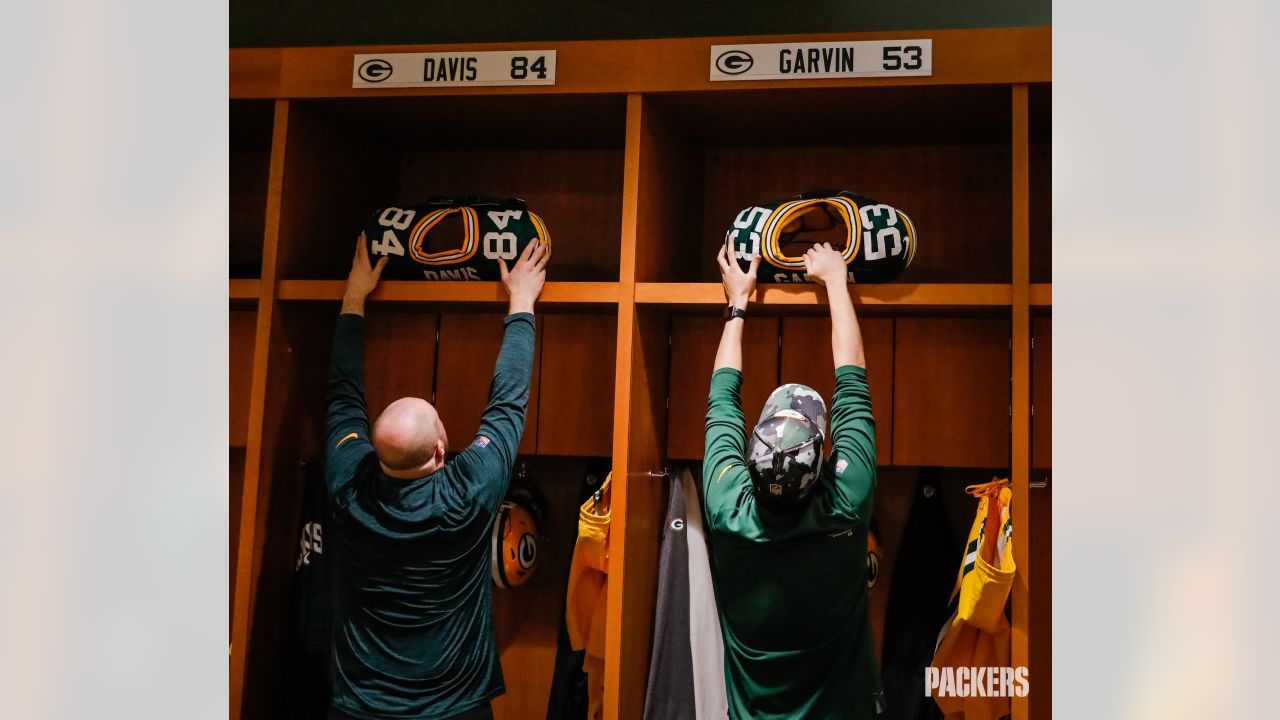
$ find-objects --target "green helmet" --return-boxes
[748,384,827,504]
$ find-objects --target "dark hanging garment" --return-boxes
[286,460,337,720]
[881,473,960,720]
[545,462,609,720]
[641,470,696,720]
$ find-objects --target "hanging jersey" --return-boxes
[725,190,916,284]
[881,475,957,720]
[286,460,337,720]
[682,467,729,720]
[642,470,696,720]
[363,196,551,281]
[931,480,1017,720]
[565,473,612,720]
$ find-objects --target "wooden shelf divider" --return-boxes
[229,278,261,301]
[635,282,1016,307]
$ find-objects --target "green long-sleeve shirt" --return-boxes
[324,311,535,720]
[703,365,882,720]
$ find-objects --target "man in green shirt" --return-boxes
[704,242,883,719]
[325,238,547,720]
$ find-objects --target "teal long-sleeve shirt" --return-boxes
[702,365,882,720]
[324,311,535,720]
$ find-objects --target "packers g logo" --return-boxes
[517,533,537,569]
[358,59,393,83]
[866,549,880,588]
[716,50,754,75]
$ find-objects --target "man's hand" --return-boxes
[805,242,865,367]
[717,244,760,310]
[802,242,850,287]
[342,234,388,316]
[499,240,549,315]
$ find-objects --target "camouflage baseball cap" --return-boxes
[748,384,828,503]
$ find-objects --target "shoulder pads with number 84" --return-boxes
[725,190,916,284]
[363,196,551,281]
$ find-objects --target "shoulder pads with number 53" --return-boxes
[363,196,551,281]
[725,190,916,284]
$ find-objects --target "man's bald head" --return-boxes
[372,397,449,479]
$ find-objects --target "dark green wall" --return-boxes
[231,1,1049,48]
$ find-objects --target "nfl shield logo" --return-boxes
[769,483,783,495]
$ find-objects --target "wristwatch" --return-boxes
[723,305,748,322]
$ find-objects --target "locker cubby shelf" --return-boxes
[228,278,260,301]
[275,279,621,305]
[628,86,1014,286]
[274,94,627,283]
[634,281,1029,307]
[230,28,1052,720]
[230,100,273,280]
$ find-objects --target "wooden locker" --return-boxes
[363,310,439,423]
[537,313,616,456]
[1032,317,1051,468]
[229,309,257,446]
[666,315,780,461]
[231,33,1052,720]
[435,312,542,456]
[779,316,894,466]
[893,317,1010,467]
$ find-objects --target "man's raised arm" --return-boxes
[704,246,759,507]
[470,240,548,485]
[804,243,875,519]
[804,242,865,370]
[325,237,387,500]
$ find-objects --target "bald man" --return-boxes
[324,237,548,720]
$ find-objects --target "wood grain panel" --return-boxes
[1032,317,1051,468]
[230,100,273,279]
[1029,82,1051,285]
[633,98,704,283]
[230,309,257,446]
[1011,85,1032,720]
[1029,142,1052,284]
[700,145,1011,284]
[1029,472,1052,720]
[230,150,270,278]
[538,314,617,456]
[230,446,245,636]
[436,312,542,455]
[893,317,1010,467]
[779,316,894,465]
[666,315,780,461]
[363,310,439,423]
[399,149,624,282]
[274,103,398,280]
[605,306,669,720]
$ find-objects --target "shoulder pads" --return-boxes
[725,190,916,284]
[363,196,551,281]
